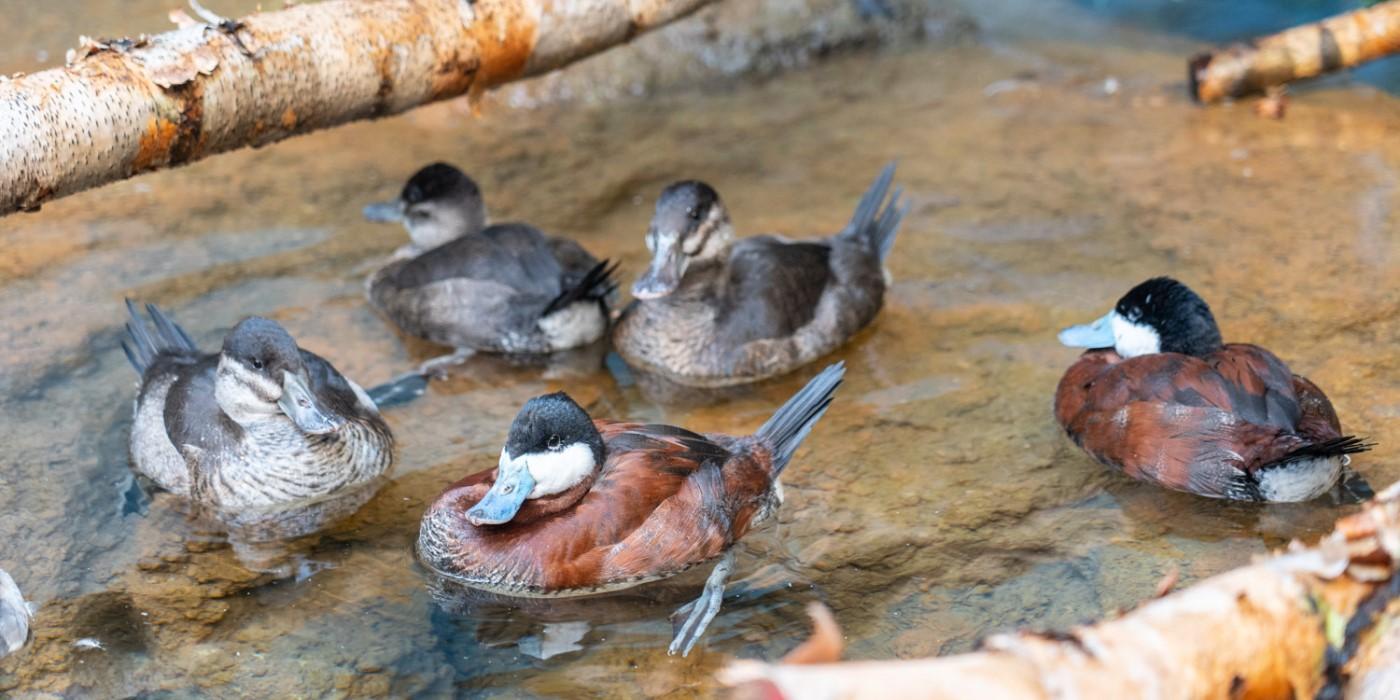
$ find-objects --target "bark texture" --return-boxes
[722,481,1400,700]
[1190,1,1400,104]
[0,0,713,215]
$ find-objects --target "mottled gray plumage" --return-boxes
[614,162,907,386]
[365,164,615,356]
[0,569,31,658]
[124,303,394,510]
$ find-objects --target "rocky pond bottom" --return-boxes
[1,3,1399,697]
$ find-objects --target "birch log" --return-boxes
[1189,1,1400,104]
[722,481,1400,700]
[0,0,714,215]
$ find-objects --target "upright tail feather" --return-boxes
[757,362,846,477]
[122,300,199,375]
[840,161,909,263]
[543,259,619,317]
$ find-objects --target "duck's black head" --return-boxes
[363,162,487,250]
[217,317,341,434]
[1059,277,1224,358]
[632,180,733,299]
[1058,275,1226,358]
[466,392,605,526]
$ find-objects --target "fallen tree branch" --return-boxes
[1189,1,1400,104]
[722,481,1400,699]
[0,0,714,215]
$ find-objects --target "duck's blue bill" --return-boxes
[467,462,535,526]
[362,200,404,223]
[1058,311,1115,349]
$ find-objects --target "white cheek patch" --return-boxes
[1111,312,1161,358]
[215,357,282,422]
[517,443,596,498]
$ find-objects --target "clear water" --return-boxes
[1,0,1398,697]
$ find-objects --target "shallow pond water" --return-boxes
[2,0,1399,697]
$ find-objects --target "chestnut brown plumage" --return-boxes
[1055,345,1369,501]
[417,362,845,655]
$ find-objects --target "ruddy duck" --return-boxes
[1056,277,1371,502]
[123,302,394,510]
[364,163,616,375]
[418,363,846,655]
[612,163,907,386]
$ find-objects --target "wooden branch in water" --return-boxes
[1190,1,1400,104]
[0,0,714,216]
[722,482,1400,699]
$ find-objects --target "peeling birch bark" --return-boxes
[0,0,714,215]
[722,482,1400,700]
[1190,1,1400,104]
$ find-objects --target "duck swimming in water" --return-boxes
[1055,277,1371,502]
[123,302,394,510]
[417,363,846,655]
[612,163,906,386]
[363,163,617,376]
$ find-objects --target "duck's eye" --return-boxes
[251,358,265,370]
[547,434,562,450]
[686,207,700,221]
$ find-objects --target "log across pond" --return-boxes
[0,0,715,216]
[723,482,1400,699]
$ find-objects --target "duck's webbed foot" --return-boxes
[366,372,429,409]
[668,549,735,656]
[417,348,475,379]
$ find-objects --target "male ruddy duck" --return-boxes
[364,163,616,376]
[1055,277,1371,502]
[417,363,846,655]
[123,302,394,510]
[612,163,906,386]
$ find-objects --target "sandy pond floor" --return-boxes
[1,0,1399,697]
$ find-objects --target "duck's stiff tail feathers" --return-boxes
[840,161,909,263]
[122,300,198,375]
[758,362,846,477]
[543,260,620,317]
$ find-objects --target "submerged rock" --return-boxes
[0,569,31,658]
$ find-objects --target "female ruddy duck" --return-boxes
[612,163,906,386]
[363,163,616,375]
[417,363,846,655]
[1055,277,1371,502]
[123,302,394,510]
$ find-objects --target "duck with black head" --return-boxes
[612,163,907,386]
[123,302,394,510]
[1055,277,1372,503]
[363,163,617,381]
[417,363,846,656]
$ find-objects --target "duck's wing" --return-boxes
[719,236,833,344]
[163,356,243,465]
[1054,348,1357,499]
[386,224,564,300]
